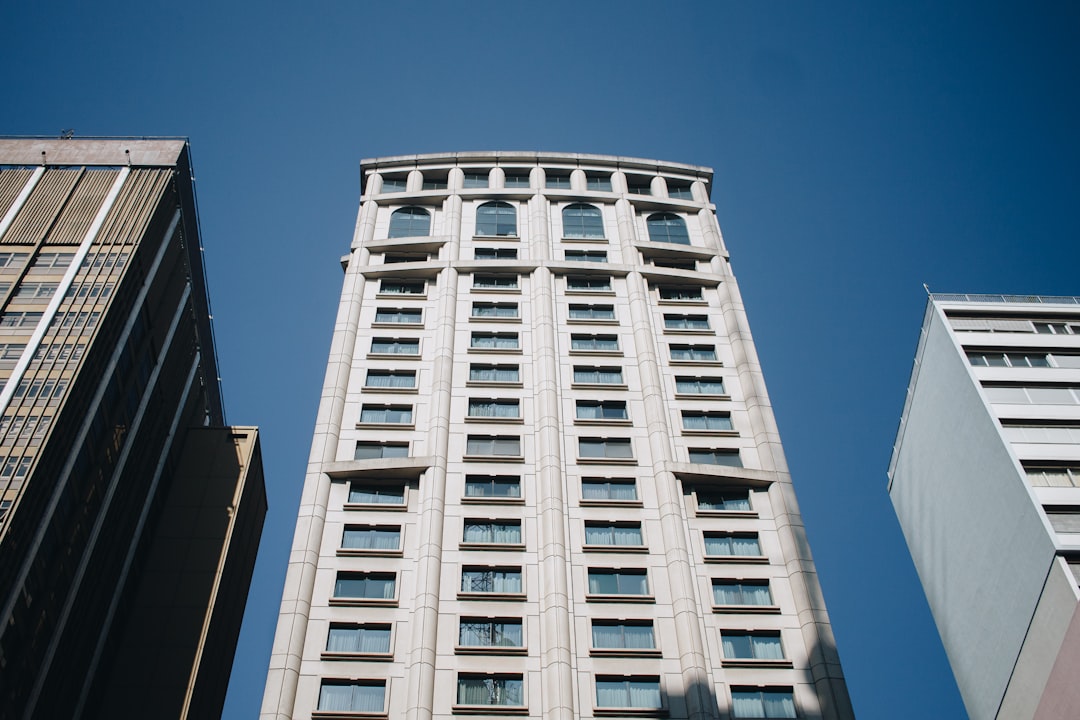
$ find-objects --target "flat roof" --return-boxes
[360,151,713,179]
[0,137,188,167]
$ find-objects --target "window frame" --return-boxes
[459,566,525,600]
[387,206,431,239]
[368,337,421,357]
[475,201,518,237]
[461,519,525,549]
[373,307,423,326]
[463,474,524,504]
[730,687,797,719]
[720,631,791,668]
[675,376,727,397]
[681,410,735,434]
[469,332,521,353]
[363,369,418,392]
[566,276,614,294]
[703,532,766,562]
[580,477,641,506]
[453,673,526,711]
[377,278,427,297]
[569,334,621,355]
[572,366,626,388]
[467,363,522,387]
[330,571,399,607]
[464,434,524,460]
[645,212,691,245]
[593,676,665,714]
[471,302,520,321]
[354,442,411,461]
[575,400,630,424]
[339,525,403,557]
[315,679,388,716]
[466,398,522,422]
[711,580,778,612]
[586,568,653,602]
[322,623,394,660]
[583,521,646,552]
[358,404,415,427]
[472,274,521,293]
[568,304,617,324]
[346,481,408,510]
[561,203,607,240]
[456,617,527,655]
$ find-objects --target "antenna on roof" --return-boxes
[60,129,74,139]
[923,283,931,295]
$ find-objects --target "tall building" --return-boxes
[264,152,852,720]
[889,293,1080,720]
[0,138,266,720]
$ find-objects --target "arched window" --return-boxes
[476,202,517,237]
[388,207,431,238]
[646,213,690,245]
[562,203,605,239]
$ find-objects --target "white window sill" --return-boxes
[462,496,525,506]
[719,658,793,669]
[468,347,522,354]
[577,456,637,466]
[579,498,643,508]
[457,591,526,602]
[465,416,524,424]
[329,597,399,608]
[356,422,416,430]
[344,502,408,512]
[462,454,525,463]
[454,645,528,656]
[585,594,655,604]
[574,418,633,426]
[470,315,522,323]
[366,352,420,360]
[459,542,526,552]
[362,386,419,395]
[452,704,528,715]
[320,651,394,662]
[674,393,730,401]
[711,604,781,614]
[589,647,663,658]
[703,555,769,564]
[582,545,649,554]
[466,380,523,388]
[336,548,404,558]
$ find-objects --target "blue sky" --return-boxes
[6,2,1080,717]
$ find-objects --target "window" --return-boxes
[384,251,431,263]
[461,567,522,594]
[587,569,649,596]
[967,351,1051,367]
[382,177,407,192]
[422,177,447,190]
[731,689,796,719]
[334,572,396,600]
[576,400,628,420]
[29,252,75,270]
[463,172,489,188]
[475,247,518,260]
[565,250,608,263]
[689,449,742,467]
[348,483,405,505]
[546,173,571,189]
[574,367,624,385]
[364,370,416,388]
[469,364,520,383]
[664,314,710,330]
[1037,322,1078,335]
[504,172,531,188]
[591,621,655,650]
[626,178,652,195]
[342,526,401,551]
[0,500,10,520]
[468,399,520,418]
[585,522,643,547]
[359,405,413,424]
[15,282,58,299]
[475,201,517,236]
[465,475,522,499]
[983,385,1080,405]
[53,311,99,330]
[375,308,422,324]
[82,250,128,270]
[473,274,519,290]
[0,456,32,480]
[682,411,733,431]
[571,334,619,352]
[0,252,28,269]
[667,181,694,199]
[326,624,391,654]
[472,302,519,319]
[676,377,725,395]
[0,311,42,329]
[388,206,431,238]
[722,632,784,661]
[1006,425,1080,444]
[1045,507,1080,533]
[456,675,524,707]
[466,435,521,457]
[12,378,66,403]
[646,213,691,245]
[462,518,520,546]
[569,304,616,321]
[579,438,634,460]
[586,173,612,191]
[0,344,26,361]
[713,580,773,607]
[370,338,419,355]
[459,619,524,648]
[582,478,638,501]
[354,442,410,460]
[696,490,751,512]
[318,681,386,713]
[379,279,425,295]
[567,276,612,292]
[68,282,114,300]
[562,203,606,239]
[659,286,704,301]
[595,678,662,710]
[471,332,519,350]
[705,533,762,557]
[1027,466,1080,488]
[670,344,718,362]
[652,258,697,271]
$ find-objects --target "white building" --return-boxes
[890,293,1080,720]
[262,152,853,720]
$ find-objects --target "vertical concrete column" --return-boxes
[611,170,629,195]
[490,166,505,189]
[407,169,423,193]
[700,210,852,720]
[615,198,719,720]
[528,190,577,720]
[569,168,587,193]
[691,180,709,205]
[404,192,462,720]
[448,167,465,193]
[650,175,667,198]
[261,197,378,720]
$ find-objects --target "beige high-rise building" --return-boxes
[890,293,1080,720]
[263,152,852,720]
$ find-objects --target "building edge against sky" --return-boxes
[889,293,1080,720]
[263,151,852,719]
[0,138,266,719]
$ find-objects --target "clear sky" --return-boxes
[5,2,1079,717]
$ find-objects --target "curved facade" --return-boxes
[263,152,852,720]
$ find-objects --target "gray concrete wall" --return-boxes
[889,308,1057,720]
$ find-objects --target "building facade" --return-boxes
[890,293,1080,720]
[0,138,266,720]
[264,152,851,720]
